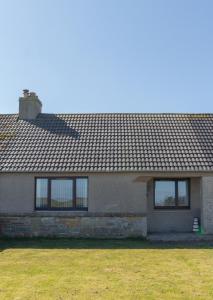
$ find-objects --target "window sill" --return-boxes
[35,208,88,211]
[154,207,190,211]
[34,210,89,217]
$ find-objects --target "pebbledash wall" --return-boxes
[201,176,213,234]
[0,172,212,237]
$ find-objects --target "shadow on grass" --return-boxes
[0,238,213,251]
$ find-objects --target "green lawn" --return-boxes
[0,239,213,299]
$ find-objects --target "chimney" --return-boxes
[19,89,42,120]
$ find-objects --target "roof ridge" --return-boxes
[0,113,18,116]
[46,112,213,116]
[1,112,213,117]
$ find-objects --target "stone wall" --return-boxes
[202,176,213,234]
[0,215,147,238]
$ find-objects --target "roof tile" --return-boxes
[0,113,213,172]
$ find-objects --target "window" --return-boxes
[36,178,48,208]
[35,177,88,210]
[154,179,190,209]
[76,178,88,208]
[51,179,73,208]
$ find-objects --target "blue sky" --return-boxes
[0,0,213,114]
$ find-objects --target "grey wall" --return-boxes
[0,174,34,213]
[89,174,147,213]
[0,173,147,214]
[147,177,202,233]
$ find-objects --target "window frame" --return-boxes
[154,178,190,210]
[35,176,88,211]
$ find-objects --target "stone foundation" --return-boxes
[0,215,147,238]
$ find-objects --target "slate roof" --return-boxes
[0,113,213,172]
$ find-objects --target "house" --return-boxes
[0,90,213,238]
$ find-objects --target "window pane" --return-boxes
[178,181,189,206]
[51,179,73,208]
[76,178,88,208]
[155,181,175,206]
[36,179,48,208]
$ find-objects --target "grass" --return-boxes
[0,239,213,299]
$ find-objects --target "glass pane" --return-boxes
[178,181,189,206]
[51,179,73,208]
[155,181,175,207]
[36,179,48,208]
[76,178,88,208]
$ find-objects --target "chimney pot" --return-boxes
[23,89,29,97]
[29,92,37,97]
